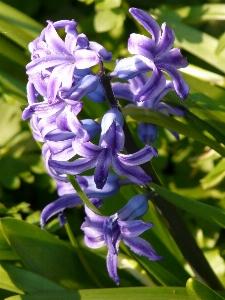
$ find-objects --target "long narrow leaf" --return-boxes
[150,183,225,229]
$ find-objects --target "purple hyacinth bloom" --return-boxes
[48,108,158,187]
[40,173,120,227]
[26,20,112,103]
[112,8,189,100]
[81,194,163,285]
[112,73,184,144]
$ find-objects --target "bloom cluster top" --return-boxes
[22,7,189,285]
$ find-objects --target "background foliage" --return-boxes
[1,0,225,299]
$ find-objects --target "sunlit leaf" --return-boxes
[150,183,225,229]
[5,286,190,300]
[186,278,224,299]
[0,218,101,289]
[0,262,66,294]
[175,4,225,22]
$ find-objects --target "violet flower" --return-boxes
[26,20,111,103]
[40,173,121,227]
[112,73,184,144]
[48,108,158,188]
[112,8,189,100]
[81,194,162,285]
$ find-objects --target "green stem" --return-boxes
[123,121,224,290]
[67,174,101,215]
[99,72,223,290]
[65,218,103,288]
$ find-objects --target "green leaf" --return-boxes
[0,262,66,294]
[0,227,19,260]
[157,11,225,73]
[122,107,225,156]
[5,287,190,300]
[201,158,225,189]
[175,4,225,22]
[94,9,125,32]
[67,175,101,215]
[133,255,185,287]
[215,32,225,56]
[0,157,27,189]
[150,183,225,229]
[95,0,121,10]
[0,1,42,47]
[186,278,225,300]
[180,64,225,87]
[0,218,101,289]
[0,35,28,66]
[166,73,225,145]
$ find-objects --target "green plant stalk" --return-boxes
[65,217,103,288]
[99,68,224,290]
[67,174,101,215]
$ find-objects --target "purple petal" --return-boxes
[82,119,101,139]
[40,193,82,227]
[72,139,102,157]
[26,55,74,75]
[118,194,148,220]
[53,20,77,30]
[47,139,72,155]
[112,82,134,101]
[76,33,89,48]
[29,73,47,98]
[43,145,67,181]
[85,173,120,198]
[156,23,175,56]
[128,33,155,61]
[89,41,112,62]
[129,8,160,43]
[106,252,119,285]
[65,107,90,142]
[45,129,75,141]
[84,235,105,249]
[74,49,100,69]
[87,84,105,103]
[158,65,189,100]
[123,236,163,261]
[64,22,78,53]
[101,108,124,135]
[94,148,112,189]
[63,74,99,101]
[84,205,105,224]
[156,48,189,70]
[118,146,158,166]
[112,153,151,185]
[112,56,153,80]
[138,122,158,144]
[48,156,98,175]
[22,99,66,120]
[27,81,38,104]
[129,73,148,93]
[134,67,166,102]
[100,122,117,149]
[118,220,153,237]
[157,103,184,117]
[45,22,70,55]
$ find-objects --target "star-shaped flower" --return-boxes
[112,8,189,100]
[81,194,163,285]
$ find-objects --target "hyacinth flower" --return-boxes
[26,19,112,103]
[40,173,121,227]
[81,194,162,285]
[112,73,184,144]
[48,108,158,188]
[112,7,189,101]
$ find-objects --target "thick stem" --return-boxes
[99,71,224,290]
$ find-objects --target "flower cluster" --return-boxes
[23,7,189,285]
